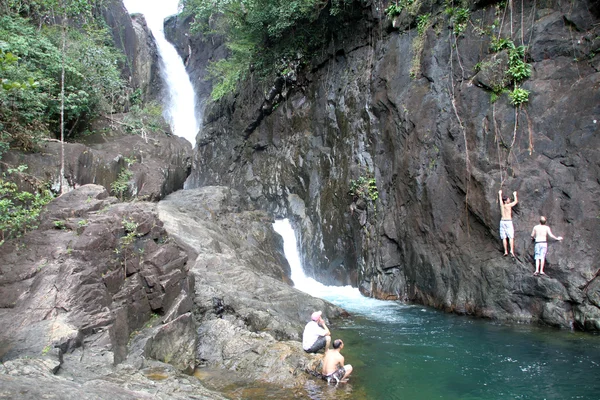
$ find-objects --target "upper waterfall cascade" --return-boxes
[123,0,199,147]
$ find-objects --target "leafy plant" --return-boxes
[417,13,430,36]
[115,217,140,278]
[110,157,135,201]
[0,10,129,151]
[0,165,54,245]
[385,3,403,17]
[182,0,358,100]
[490,37,513,52]
[349,176,379,203]
[483,37,531,107]
[122,101,165,136]
[508,87,529,106]
[445,4,470,35]
[54,220,67,229]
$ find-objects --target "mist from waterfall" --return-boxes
[123,0,199,147]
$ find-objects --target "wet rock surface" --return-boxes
[186,0,600,330]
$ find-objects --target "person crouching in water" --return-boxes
[303,311,331,353]
[322,339,353,384]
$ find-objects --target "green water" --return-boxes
[330,304,600,400]
[271,220,600,400]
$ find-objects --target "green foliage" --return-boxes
[385,3,402,17]
[417,13,430,36]
[0,165,54,245]
[486,37,531,107]
[54,220,67,229]
[182,0,358,100]
[489,36,513,52]
[0,10,129,150]
[349,176,379,203]
[122,101,165,135]
[110,158,135,201]
[508,87,529,106]
[115,217,140,278]
[384,0,416,18]
[445,3,470,35]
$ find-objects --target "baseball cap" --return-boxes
[311,311,322,321]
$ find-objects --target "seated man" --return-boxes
[322,339,353,384]
[302,311,331,353]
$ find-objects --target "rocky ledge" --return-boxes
[0,184,348,398]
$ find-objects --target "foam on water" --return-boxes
[273,218,407,323]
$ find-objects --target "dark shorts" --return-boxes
[304,336,327,353]
[324,366,346,383]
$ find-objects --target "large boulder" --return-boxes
[0,185,194,367]
[1,127,191,201]
[157,186,348,386]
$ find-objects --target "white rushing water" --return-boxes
[123,0,199,147]
[272,219,407,323]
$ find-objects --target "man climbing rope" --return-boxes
[498,189,518,257]
[531,216,563,276]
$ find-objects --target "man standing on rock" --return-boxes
[499,189,518,257]
[302,311,331,353]
[531,216,563,276]
[322,339,353,384]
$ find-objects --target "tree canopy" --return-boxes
[181,0,360,100]
[0,0,129,155]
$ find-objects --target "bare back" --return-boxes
[532,225,551,242]
[322,350,344,375]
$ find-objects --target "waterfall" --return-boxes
[273,218,404,322]
[123,0,199,147]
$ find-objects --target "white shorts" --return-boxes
[499,220,514,239]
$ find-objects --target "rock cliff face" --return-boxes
[100,0,162,103]
[181,0,600,330]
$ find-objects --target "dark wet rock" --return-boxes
[100,0,162,103]
[186,0,600,330]
[1,127,191,201]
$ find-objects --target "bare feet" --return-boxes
[533,272,539,276]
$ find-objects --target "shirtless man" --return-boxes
[498,189,518,257]
[322,339,353,384]
[531,216,563,276]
